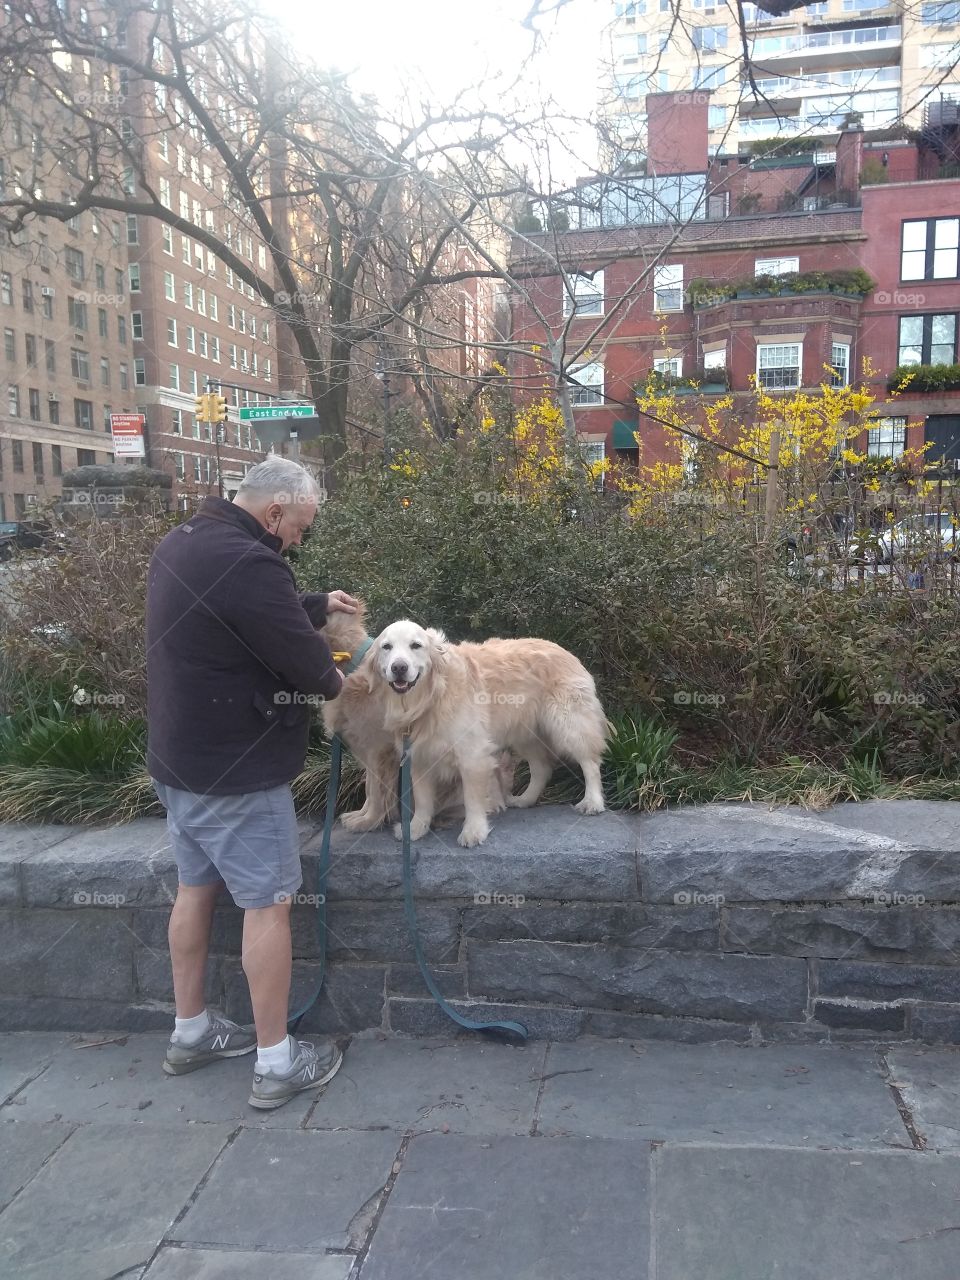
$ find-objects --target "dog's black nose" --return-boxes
[391,660,408,678]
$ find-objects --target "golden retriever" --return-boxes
[334,617,609,847]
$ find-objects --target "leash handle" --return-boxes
[287,734,341,1033]
[400,734,528,1043]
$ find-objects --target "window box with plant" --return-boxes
[887,363,960,394]
[689,268,875,309]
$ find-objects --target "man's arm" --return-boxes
[224,561,342,699]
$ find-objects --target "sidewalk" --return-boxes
[2,1030,959,1279]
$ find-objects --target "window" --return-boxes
[98,308,108,338]
[831,342,850,387]
[12,440,23,471]
[693,24,726,49]
[68,297,88,331]
[922,1,960,23]
[169,363,180,391]
[579,441,606,492]
[77,448,96,467]
[183,281,194,310]
[868,417,906,459]
[74,399,94,431]
[45,340,55,373]
[898,313,957,366]
[126,214,139,245]
[568,361,604,405]
[194,455,202,482]
[175,452,185,479]
[25,334,35,367]
[206,292,215,320]
[654,264,684,312]
[562,270,604,317]
[28,389,40,422]
[182,236,191,266]
[70,349,90,381]
[22,280,33,313]
[159,177,171,208]
[115,268,124,298]
[755,257,799,277]
[118,315,126,344]
[134,358,146,385]
[3,329,13,361]
[703,346,726,371]
[162,225,173,255]
[693,64,726,90]
[163,271,175,302]
[64,247,84,282]
[757,342,802,389]
[199,331,208,358]
[167,318,178,347]
[0,274,11,306]
[708,105,728,130]
[52,445,62,476]
[654,356,683,377]
[129,264,141,291]
[119,362,129,390]
[48,399,59,424]
[32,442,43,476]
[901,218,959,281]
[172,409,184,435]
[132,311,143,340]
[103,405,112,432]
[100,356,110,387]
[211,336,220,362]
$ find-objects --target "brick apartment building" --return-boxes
[509,91,960,476]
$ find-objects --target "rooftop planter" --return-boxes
[689,268,875,309]
[887,363,960,394]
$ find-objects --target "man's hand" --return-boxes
[327,590,359,615]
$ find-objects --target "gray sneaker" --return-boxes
[248,1035,344,1110]
[163,1013,257,1075]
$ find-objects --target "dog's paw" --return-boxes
[340,809,380,832]
[393,817,432,841]
[573,797,606,816]
[458,820,490,847]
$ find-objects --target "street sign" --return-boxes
[110,413,145,458]
[238,405,316,421]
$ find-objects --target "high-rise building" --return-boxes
[603,0,960,159]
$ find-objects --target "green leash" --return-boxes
[288,730,528,1043]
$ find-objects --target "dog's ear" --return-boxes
[425,627,448,658]
[350,637,379,694]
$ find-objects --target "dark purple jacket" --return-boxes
[146,496,341,795]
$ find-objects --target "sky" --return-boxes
[270,0,609,181]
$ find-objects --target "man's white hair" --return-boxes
[237,457,320,507]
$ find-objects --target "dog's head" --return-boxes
[372,619,447,696]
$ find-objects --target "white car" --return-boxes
[879,513,960,564]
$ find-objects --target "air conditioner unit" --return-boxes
[40,287,55,297]
[47,392,59,401]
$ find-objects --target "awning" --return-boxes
[612,420,639,449]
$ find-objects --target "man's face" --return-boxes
[265,496,318,551]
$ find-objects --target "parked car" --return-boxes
[878,512,960,564]
[0,519,65,561]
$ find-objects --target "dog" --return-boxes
[366,619,609,847]
[319,604,515,833]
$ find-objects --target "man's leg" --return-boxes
[242,899,293,1047]
[168,881,221,1018]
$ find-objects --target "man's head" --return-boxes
[233,458,321,551]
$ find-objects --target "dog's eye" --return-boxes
[410,642,422,650]
[382,643,392,651]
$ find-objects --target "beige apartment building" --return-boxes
[604,0,960,157]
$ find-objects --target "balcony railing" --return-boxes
[752,24,902,57]
[750,66,900,98]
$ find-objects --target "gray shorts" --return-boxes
[152,779,302,910]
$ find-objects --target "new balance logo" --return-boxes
[302,1063,316,1082]
[211,1034,229,1051]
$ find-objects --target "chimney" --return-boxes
[645,91,710,176]
[835,118,864,197]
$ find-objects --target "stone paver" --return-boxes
[170,1128,401,1251]
[144,1248,353,1279]
[359,1132,650,1280]
[0,1119,74,1212]
[886,1046,960,1151]
[0,1032,73,1104]
[536,1040,909,1147]
[306,1036,547,1134]
[0,1122,230,1280]
[655,1146,960,1280]
[4,1032,319,1128]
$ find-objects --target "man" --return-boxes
[146,457,358,1110]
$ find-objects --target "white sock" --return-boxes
[256,1034,295,1074]
[172,1010,211,1045]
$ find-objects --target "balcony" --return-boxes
[747,66,900,103]
[750,24,902,70]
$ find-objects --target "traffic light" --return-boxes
[210,394,228,423]
[194,393,210,423]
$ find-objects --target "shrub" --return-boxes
[887,364,960,394]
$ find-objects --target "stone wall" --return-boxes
[2,802,960,1043]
